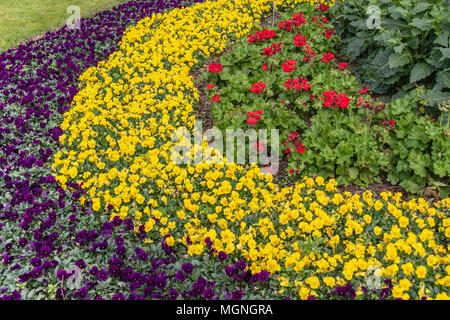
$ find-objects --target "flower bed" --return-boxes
[205,5,450,196]
[44,0,450,301]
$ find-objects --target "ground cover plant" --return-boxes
[330,0,449,109]
[0,0,449,301]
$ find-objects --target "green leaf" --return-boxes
[412,2,431,14]
[409,18,432,31]
[422,90,450,106]
[348,167,359,180]
[439,48,450,59]
[433,160,449,178]
[401,177,425,193]
[388,53,409,68]
[434,32,449,47]
[393,44,406,54]
[389,6,407,19]
[410,62,434,84]
[344,38,365,59]
[436,71,450,88]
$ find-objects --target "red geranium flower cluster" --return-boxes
[208,63,223,73]
[247,110,263,125]
[322,90,350,109]
[323,29,336,39]
[294,34,307,47]
[283,132,306,156]
[212,94,221,102]
[313,16,328,23]
[248,29,277,42]
[281,59,297,73]
[262,42,283,56]
[338,62,348,70]
[303,45,317,62]
[317,4,329,11]
[206,83,215,91]
[358,88,370,94]
[278,13,306,31]
[356,97,365,107]
[261,63,270,71]
[250,81,267,94]
[284,77,311,91]
[320,52,335,63]
[382,119,396,128]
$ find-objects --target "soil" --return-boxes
[189,13,442,202]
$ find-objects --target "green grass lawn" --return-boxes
[0,0,130,52]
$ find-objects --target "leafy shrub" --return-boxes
[331,0,450,107]
[297,107,388,185]
[378,88,450,197]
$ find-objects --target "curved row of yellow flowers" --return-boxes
[52,0,449,299]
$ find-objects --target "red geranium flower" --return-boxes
[212,95,221,102]
[358,88,370,94]
[278,13,306,31]
[335,93,350,109]
[206,83,215,91]
[247,117,258,125]
[248,29,277,42]
[284,77,310,91]
[261,42,282,56]
[281,59,297,72]
[320,52,335,63]
[250,81,267,94]
[297,144,306,153]
[356,97,364,106]
[338,62,348,70]
[247,110,263,125]
[294,34,307,47]
[208,63,223,73]
[303,46,317,57]
[317,4,329,12]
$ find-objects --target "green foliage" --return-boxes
[378,89,450,196]
[202,6,450,195]
[332,0,450,107]
[297,108,388,186]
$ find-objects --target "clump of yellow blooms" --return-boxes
[52,0,449,300]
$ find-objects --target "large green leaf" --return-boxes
[410,62,434,83]
[388,6,407,19]
[348,167,359,180]
[412,2,431,14]
[436,70,450,87]
[434,32,449,47]
[368,49,398,79]
[410,18,432,31]
[439,48,450,59]
[388,53,409,68]
[422,89,450,106]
